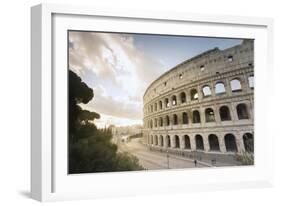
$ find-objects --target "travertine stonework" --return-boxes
[142,40,254,155]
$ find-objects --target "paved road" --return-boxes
[118,138,208,170]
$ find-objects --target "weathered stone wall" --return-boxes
[143,40,254,155]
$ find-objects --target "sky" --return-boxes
[69,31,242,128]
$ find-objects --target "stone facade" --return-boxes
[142,40,254,156]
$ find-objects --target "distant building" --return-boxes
[113,125,143,136]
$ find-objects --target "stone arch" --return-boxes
[184,135,191,149]
[248,75,254,88]
[159,100,163,110]
[195,134,204,150]
[243,133,254,153]
[150,135,154,145]
[224,133,237,152]
[202,85,212,97]
[172,95,177,106]
[205,108,215,122]
[175,135,180,148]
[165,98,169,108]
[154,102,157,111]
[215,82,226,94]
[180,92,186,103]
[166,115,170,126]
[237,103,249,119]
[182,112,188,124]
[192,110,201,123]
[159,117,163,127]
[208,134,220,151]
[154,118,157,127]
[231,78,242,91]
[219,105,231,121]
[173,114,178,125]
[190,88,198,100]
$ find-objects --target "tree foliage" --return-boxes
[68,70,143,173]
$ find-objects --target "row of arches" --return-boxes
[147,103,249,128]
[147,76,254,114]
[149,133,254,153]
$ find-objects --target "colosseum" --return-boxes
[142,40,254,161]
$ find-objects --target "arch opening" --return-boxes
[182,112,188,124]
[248,75,254,88]
[192,110,201,123]
[195,134,204,150]
[237,103,249,119]
[173,114,178,125]
[205,108,215,122]
[215,82,226,94]
[220,106,231,121]
[202,85,212,97]
[184,135,191,149]
[172,95,177,106]
[231,79,242,92]
[165,98,170,108]
[243,133,254,153]
[224,134,237,152]
[180,92,186,103]
[208,134,220,151]
[166,115,170,126]
[190,89,198,100]
[159,101,163,110]
[159,117,163,127]
[175,135,180,148]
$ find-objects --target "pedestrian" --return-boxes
[194,159,197,167]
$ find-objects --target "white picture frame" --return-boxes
[31,3,274,202]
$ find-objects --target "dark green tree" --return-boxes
[68,70,144,173]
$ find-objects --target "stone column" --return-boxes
[163,135,168,148]
[203,134,210,152]
[210,82,216,98]
[171,135,176,148]
[177,92,181,106]
[236,132,245,154]
[178,111,183,125]
[241,74,248,92]
[225,78,232,96]
[188,110,192,125]
[200,106,205,126]
[179,135,184,149]
[214,104,221,124]
[197,85,203,101]
[243,73,251,93]
[190,134,196,151]
[230,102,239,121]
[218,133,226,153]
[186,88,191,103]
[247,101,253,120]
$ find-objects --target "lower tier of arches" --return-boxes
[144,131,253,154]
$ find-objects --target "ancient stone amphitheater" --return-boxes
[142,40,254,159]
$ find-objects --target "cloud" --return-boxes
[69,32,164,96]
[81,84,143,120]
[69,31,165,123]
